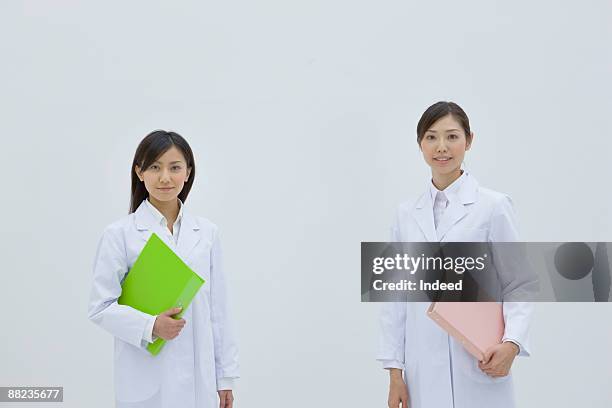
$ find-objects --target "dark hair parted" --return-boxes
[416,101,472,145]
[129,130,196,213]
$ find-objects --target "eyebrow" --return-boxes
[426,129,461,133]
[152,160,185,164]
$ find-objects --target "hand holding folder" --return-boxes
[427,302,505,362]
[153,306,186,341]
[118,233,206,356]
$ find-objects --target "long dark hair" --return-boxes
[129,130,196,213]
[416,101,472,145]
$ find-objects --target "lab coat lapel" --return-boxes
[176,212,201,259]
[435,199,468,241]
[435,174,479,241]
[411,192,438,242]
[133,201,201,259]
[133,200,159,243]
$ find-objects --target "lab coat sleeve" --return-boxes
[88,226,156,349]
[209,228,240,387]
[216,378,235,391]
[488,195,535,357]
[377,301,407,370]
[143,316,157,343]
[376,221,407,370]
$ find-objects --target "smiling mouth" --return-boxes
[158,187,174,190]
[434,157,452,162]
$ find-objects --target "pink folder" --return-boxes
[427,302,505,361]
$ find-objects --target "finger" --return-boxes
[163,307,182,316]
[485,364,498,372]
[172,319,186,328]
[221,392,232,408]
[482,349,494,364]
[219,392,226,408]
[487,361,500,371]
[482,356,498,369]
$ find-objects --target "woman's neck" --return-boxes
[431,169,463,191]
[148,196,180,226]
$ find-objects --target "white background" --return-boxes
[0,1,611,407]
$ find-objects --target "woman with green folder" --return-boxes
[88,130,239,408]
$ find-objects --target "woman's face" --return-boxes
[419,114,472,177]
[135,146,191,204]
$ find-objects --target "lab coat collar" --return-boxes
[428,171,467,204]
[144,198,184,228]
[133,199,201,258]
[412,172,479,241]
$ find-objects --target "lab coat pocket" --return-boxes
[114,343,160,402]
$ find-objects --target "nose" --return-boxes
[159,169,171,183]
[436,139,448,153]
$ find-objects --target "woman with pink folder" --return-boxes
[378,102,533,408]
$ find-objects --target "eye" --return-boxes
[426,134,435,140]
[448,134,458,139]
[148,164,160,170]
[171,165,182,171]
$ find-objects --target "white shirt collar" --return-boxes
[429,171,467,203]
[144,198,184,227]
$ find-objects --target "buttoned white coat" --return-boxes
[88,201,239,408]
[378,173,533,408]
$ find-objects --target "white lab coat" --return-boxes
[378,173,533,408]
[88,201,239,408]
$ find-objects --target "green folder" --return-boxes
[118,233,205,356]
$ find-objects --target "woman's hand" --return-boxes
[388,368,409,408]
[218,390,234,408]
[478,342,519,377]
[152,307,186,340]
